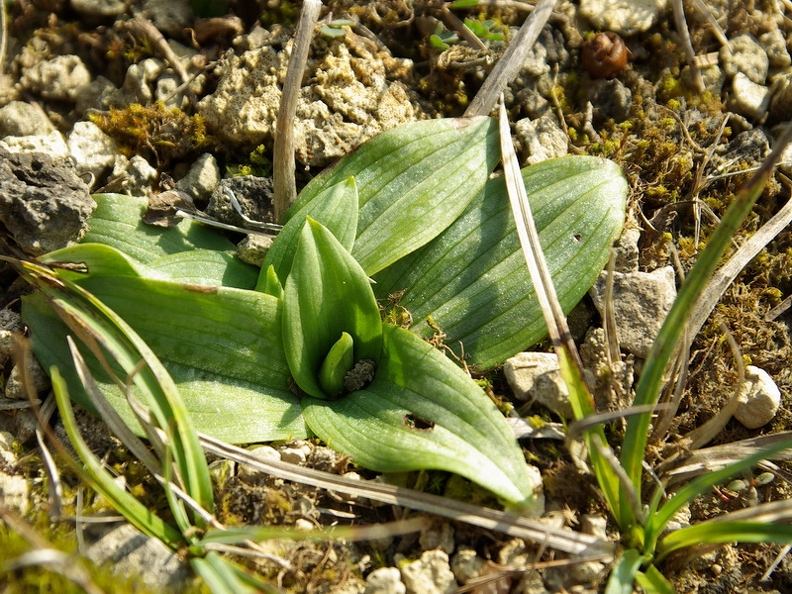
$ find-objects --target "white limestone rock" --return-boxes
[504,352,574,419]
[0,101,56,137]
[21,54,92,102]
[68,121,119,182]
[365,567,406,594]
[579,0,667,36]
[728,72,770,120]
[198,37,427,167]
[176,153,221,202]
[515,113,568,165]
[589,266,677,358]
[236,445,281,484]
[720,34,769,85]
[399,549,457,594]
[735,366,781,429]
[0,131,70,159]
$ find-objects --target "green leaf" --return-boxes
[291,117,500,275]
[658,521,792,560]
[84,193,258,289]
[261,265,284,299]
[301,324,542,509]
[374,156,627,368]
[634,565,675,594]
[41,242,154,279]
[604,549,645,594]
[319,332,355,397]
[22,256,307,443]
[283,219,383,399]
[260,176,358,288]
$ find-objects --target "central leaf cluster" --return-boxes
[282,218,383,401]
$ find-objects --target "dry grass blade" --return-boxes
[198,433,615,559]
[0,0,6,76]
[66,337,163,477]
[273,0,322,221]
[658,431,792,484]
[709,499,792,524]
[690,0,729,46]
[683,322,744,449]
[464,0,556,117]
[15,337,64,519]
[496,99,584,372]
[672,0,704,92]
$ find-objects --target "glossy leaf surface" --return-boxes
[301,324,542,508]
[373,156,627,368]
[283,219,382,399]
[291,117,500,274]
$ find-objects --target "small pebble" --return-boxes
[399,549,457,594]
[734,365,781,429]
[589,266,677,358]
[365,567,406,594]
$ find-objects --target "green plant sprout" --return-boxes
[497,91,792,591]
[429,18,504,51]
[19,116,625,514]
[318,18,355,39]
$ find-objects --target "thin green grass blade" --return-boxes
[190,552,278,594]
[50,367,184,549]
[15,260,215,517]
[644,433,792,552]
[621,125,792,493]
[658,521,792,560]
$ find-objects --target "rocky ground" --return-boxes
[2,0,792,592]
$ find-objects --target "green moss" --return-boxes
[0,523,172,594]
[89,102,214,168]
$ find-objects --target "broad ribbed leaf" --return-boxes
[84,193,258,289]
[283,219,382,399]
[290,117,500,275]
[260,176,358,289]
[22,255,306,443]
[301,324,542,509]
[373,156,628,368]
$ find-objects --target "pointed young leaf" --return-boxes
[261,265,284,299]
[290,117,500,275]
[319,332,355,397]
[283,219,382,399]
[301,324,542,510]
[259,176,358,289]
[373,156,627,368]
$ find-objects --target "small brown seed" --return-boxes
[581,32,630,79]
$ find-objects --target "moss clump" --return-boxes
[89,101,214,168]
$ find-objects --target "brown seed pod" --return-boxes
[581,32,630,79]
